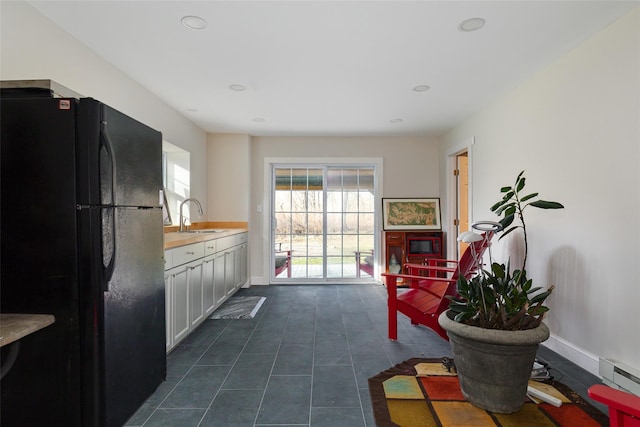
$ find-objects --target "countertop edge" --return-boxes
[0,314,56,347]
[164,228,248,250]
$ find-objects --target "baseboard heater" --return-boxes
[599,358,640,396]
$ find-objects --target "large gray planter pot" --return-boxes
[438,310,550,413]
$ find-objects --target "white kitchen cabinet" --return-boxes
[169,264,189,346]
[213,251,226,306]
[164,267,173,352]
[164,231,248,353]
[164,242,203,352]
[202,240,217,316]
[202,255,215,316]
[214,235,237,298]
[224,249,236,297]
[188,260,204,327]
[234,234,248,290]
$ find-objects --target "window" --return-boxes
[162,141,190,225]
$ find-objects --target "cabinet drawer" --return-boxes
[204,240,217,256]
[217,236,235,252]
[235,233,248,245]
[164,250,174,270]
[385,232,404,242]
[171,242,205,267]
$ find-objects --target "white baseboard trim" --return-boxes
[250,276,268,285]
[542,334,600,377]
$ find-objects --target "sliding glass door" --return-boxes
[272,165,375,281]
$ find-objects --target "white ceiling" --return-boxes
[29,1,638,137]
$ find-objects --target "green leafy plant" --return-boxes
[449,261,554,330]
[490,170,565,279]
[448,171,564,330]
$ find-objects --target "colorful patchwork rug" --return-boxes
[368,358,608,427]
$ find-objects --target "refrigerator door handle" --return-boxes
[100,118,117,206]
[101,206,117,291]
[100,118,117,290]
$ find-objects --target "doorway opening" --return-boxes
[456,152,469,258]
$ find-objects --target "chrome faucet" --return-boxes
[179,198,204,232]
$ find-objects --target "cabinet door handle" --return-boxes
[186,251,195,255]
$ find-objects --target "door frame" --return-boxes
[446,138,474,260]
[263,157,384,284]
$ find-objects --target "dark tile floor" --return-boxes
[125,284,607,427]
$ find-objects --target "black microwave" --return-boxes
[407,236,442,258]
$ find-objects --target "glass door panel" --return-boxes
[273,165,375,281]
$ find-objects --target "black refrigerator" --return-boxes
[0,86,166,426]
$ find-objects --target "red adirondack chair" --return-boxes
[381,231,494,341]
[274,243,292,278]
[355,250,374,277]
[588,384,640,427]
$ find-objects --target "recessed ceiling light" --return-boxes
[390,118,403,123]
[458,17,485,32]
[181,15,208,30]
[229,84,246,92]
[413,85,430,92]
[252,117,266,123]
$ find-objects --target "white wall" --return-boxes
[207,134,251,222]
[248,135,440,284]
[440,7,640,375]
[0,1,208,207]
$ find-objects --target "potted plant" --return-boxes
[438,171,564,413]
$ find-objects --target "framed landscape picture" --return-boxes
[383,198,441,230]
